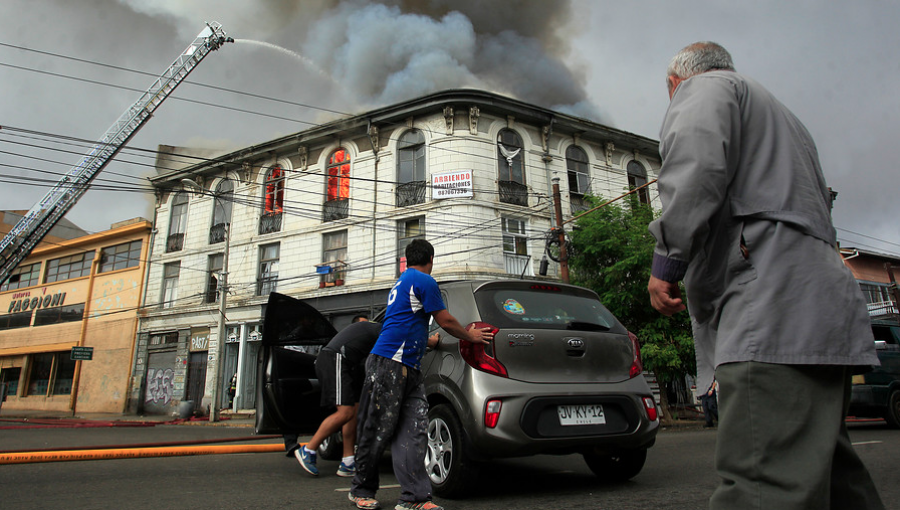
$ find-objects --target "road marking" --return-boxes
[335,485,401,492]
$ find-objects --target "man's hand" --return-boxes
[465,324,493,345]
[648,275,686,316]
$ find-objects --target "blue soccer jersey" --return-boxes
[370,268,445,369]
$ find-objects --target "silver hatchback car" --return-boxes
[257,280,659,498]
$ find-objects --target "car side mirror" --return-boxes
[875,340,887,350]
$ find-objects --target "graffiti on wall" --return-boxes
[145,368,175,404]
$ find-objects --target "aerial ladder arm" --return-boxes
[0,22,232,286]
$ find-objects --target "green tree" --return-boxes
[567,196,695,423]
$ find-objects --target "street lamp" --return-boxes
[181,178,230,422]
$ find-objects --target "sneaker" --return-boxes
[395,501,444,510]
[294,447,318,476]
[336,461,356,477]
[348,493,380,509]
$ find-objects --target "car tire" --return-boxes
[884,389,900,429]
[426,404,479,498]
[317,431,344,461]
[583,449,647,482]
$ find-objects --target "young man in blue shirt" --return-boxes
[349,239,493,510]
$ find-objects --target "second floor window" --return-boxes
[397,218,424,275]
[1,262,41,291]
[167,192,188,252]
[627,160,651,205]
[325,149,351,221]
[321,231,347,284]
[502,217,532,276]
[99,240,143,273]
[257,243,280,296]
[498,130,527,206]
[161,262,180,309]
[206,253,224,304]
[397,130,426,206]
[265,167,285,215]
[211,179,234,244]
[45,251,94,283]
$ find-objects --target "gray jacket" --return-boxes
[648,71,878,391]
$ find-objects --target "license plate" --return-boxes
[557,404,606,426]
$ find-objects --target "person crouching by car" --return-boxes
[293,315,381,477]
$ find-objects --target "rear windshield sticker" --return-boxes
[502,299,525,315]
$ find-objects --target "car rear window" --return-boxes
[474,284,625,333]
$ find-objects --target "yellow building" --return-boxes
[0,218,151,414]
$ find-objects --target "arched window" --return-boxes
[264,166,285,214]
[627,160,650,205]
[497,129,527,206]
[324,148,351,221]
[397,130,426,206]
[566,146,590,194]
[166,192,188,252]
[210,178,234,244]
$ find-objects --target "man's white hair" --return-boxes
[667,42,735,79]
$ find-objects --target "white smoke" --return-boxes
[117,0,602,121]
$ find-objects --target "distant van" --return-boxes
[848,319,900,427]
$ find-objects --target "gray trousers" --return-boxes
[711,362,884,510]
[351,354,431,503]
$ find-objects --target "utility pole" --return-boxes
[551,176,569,283]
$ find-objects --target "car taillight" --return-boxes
[628,331,643,378]
[459,322,507,377]
[485,399,502,428]
[643,397,658,422]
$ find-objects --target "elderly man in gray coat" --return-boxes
[647,42,884,510]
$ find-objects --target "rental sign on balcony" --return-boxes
[432,170,473,199]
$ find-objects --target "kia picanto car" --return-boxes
[257,280,659,498]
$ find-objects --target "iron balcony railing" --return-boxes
[498,180,528,207]
[396,181,426,207]
[324,199,349,221]
[258,212,282,235]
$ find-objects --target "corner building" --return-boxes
[0,218,151,414]
[135,90,661,416]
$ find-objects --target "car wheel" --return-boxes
[426,404,478,498]
[583,449,647,482]
[884,390,900,429]
[317,431,344,461]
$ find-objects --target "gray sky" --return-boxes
[1,0,897,255]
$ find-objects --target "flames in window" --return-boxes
[327,149,351,201]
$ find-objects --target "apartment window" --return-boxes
[206,253,224,304]
[1,367,21,399]
[397,218,424,275]
[210,179,234,244]
[627,160,650,205]
[324,149,351,221]
[397,130,426,206]
[498,129,527,206]
[321,231,347,284]
[33,304,85,326]
[167,192,188,252]
[0,311,32,330]
[264,167,285,214]
[150,332,179,346]
[567,146,590,194]
[257,243,280,296]
[1,263,41,291]
[99,240,142,273]
[161,262,180,309]
[502,217,532,276]
[26,352,75,397]
[45,251,94,283]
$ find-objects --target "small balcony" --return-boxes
[209,223,228,244]
[499,180,528,207]
[324,198,349,222]
[166,233,184,253]
[258,212,283,235]
[867,300,898,317]
[396,181,426,207]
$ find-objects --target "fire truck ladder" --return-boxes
[0,22,233,285]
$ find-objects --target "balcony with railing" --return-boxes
[499,180,528,207]
[258,212,283,235]
[867,300,898,317]
[209,222,228,244]
[396,181,426,207]
[166,233,184,253]
[504,253,532,276]
[323,198,349,222]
